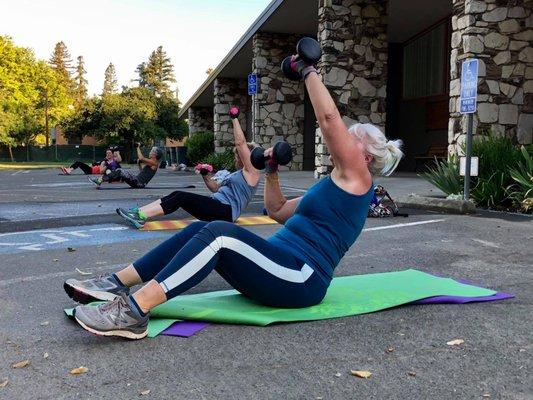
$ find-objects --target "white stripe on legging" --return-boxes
[159,236,314,293]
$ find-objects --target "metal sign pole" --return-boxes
[459,59,478,201]
[464,113,473,200]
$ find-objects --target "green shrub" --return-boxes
[186,132,214,165]
[203,149,236,172]
[422,135,530,212]
[421,154,463,195]
[469,136,521,210]
[507,146,533,213]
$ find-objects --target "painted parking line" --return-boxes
[363,219,445,232]
[0,224,170,254]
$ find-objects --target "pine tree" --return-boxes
[141,46,176,96]
[134,62,147,88]
[102,62,118,96]
[49,41,73,85]
[73,55,88,108]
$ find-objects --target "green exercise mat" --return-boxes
[65,269,496,336]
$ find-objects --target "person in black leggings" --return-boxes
[65,39,403,340]
[116,108,260,228]
[61,148,121,175]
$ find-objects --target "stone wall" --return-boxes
[187,107,213,135]
[213,78,248,152]
[449,0,533,151]
[252,32,305,170]
[315,0,389,177]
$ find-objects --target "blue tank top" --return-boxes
[269,176,373,281]
[212,170,258,222]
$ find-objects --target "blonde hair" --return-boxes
[348,123,403,176]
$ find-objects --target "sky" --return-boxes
[1,0,271,103]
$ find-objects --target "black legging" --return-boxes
[69,161,94,175]
[160,191,232,222]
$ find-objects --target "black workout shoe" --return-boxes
[64,273,129,304]
[116,207,145,229]
[74,293,148,339]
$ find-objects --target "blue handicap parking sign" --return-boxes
[248,73,258,95]
[460,59,478,114]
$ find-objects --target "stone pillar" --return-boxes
[449,0,533,151]
[252,32,305,170]
[213,77,248,152]
[315,0,388,178]
[187,107,213,135]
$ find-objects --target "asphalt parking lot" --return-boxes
[0,167,531,399]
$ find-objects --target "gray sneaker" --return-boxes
[88,176,103,188]
[74,294,148,339]
[64,274,129,304]
[116,207,145,229]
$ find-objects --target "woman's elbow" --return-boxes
[318,109,341,127]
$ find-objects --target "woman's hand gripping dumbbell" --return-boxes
[250,141,293,173]
[281,37,322,81]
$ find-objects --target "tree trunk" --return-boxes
[8,145,14,162]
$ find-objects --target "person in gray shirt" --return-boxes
[117,107,260,228]
[89,145,162,189]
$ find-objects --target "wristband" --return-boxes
[302,66,318,80]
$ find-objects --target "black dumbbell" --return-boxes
[251,141,293,170]
[281,37,322,81]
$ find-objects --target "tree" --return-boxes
[102,63,118,96]
[73,55,88,108]
[49,41,73,89]
[156,95,188,141]
[137,46,176,96]
[0,36,73,148]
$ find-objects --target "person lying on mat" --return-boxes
[65,39,403,339]
[88,145,162,189]
[60,147,122,175]
[115,107,260,228]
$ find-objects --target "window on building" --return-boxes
[402,20,448,99]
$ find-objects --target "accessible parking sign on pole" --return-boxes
[248,73,258,142]
[459,59,478,201]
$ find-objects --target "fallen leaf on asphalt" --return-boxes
[408,372,416,377]
[140,389,151,395]
[75,268,92,276]
[70,366,88,375]
[12,359,31,369]
[40,321,49,326]
[386,347,395,353]
[447,339,465,346]
[350,370,372,379]
[53,259,59,262]
[67,247,76,252]
[0,380,8,388]
[43,352,49,359]
[334,372,341,377]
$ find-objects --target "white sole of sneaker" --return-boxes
[66,283,119,302]
[75,316,148,340]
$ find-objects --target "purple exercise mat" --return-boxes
[161,321,209,337]
[413,276,514,304]
[413,290,514,304]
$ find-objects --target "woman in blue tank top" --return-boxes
[115,108,260,229]
[68,45,403,339]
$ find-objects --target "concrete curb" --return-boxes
[397,194,476,214]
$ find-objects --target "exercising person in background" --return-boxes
[65,38,403,339]
[88,144,162,189]
[116,107,260,228]
[60,147,121,175]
